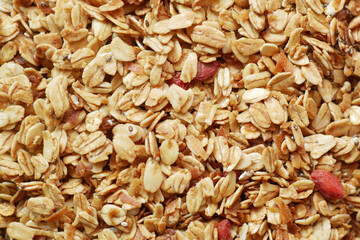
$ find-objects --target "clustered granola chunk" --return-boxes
[1,0,360,239]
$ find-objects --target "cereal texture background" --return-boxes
[0,0,360,239]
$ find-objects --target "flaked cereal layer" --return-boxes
[0,0,360,239]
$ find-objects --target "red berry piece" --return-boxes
[311,170,344,199]
[167,72,189,90]
[194,61,220,81]
[217,219,231,240]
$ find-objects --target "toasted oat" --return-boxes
[190,24,226,49]
[232,38,265,56]
[110,37,137,62]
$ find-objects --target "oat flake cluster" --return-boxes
[1,0,360,239]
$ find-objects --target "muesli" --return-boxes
[0,0,360,239]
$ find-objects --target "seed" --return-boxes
[40,1,48,7]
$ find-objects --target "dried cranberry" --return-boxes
[167,72,189,90]
[311,170,344,199]
[217,219,231,240]
[194,61,220,81]
[167,61,219,89]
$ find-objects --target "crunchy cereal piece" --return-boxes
[242,88,270,103]
[212,171,236,203]
[249,0,266,14]
[159,139,179,165]
[249,102,272,129]
[143,158,164,193]
[45,75,69,118]
[180,52,198,83]
[254,182,279,206]
[34,32,62,48]
[17,116,45,148]
[1,0,360,237]
[27,196,55,215]
[186,186,203,214]
[288,103,310,128]
[185,135,208,160]
[98,229,118,240]
[166,84,193,113]
[113,133,136,163]
[6,222,35,240]
[260,43,279,57]
[301,62,323,85]
[349,106,360,125]
[190,24,226,49]
[232,38,265,56]
[110,37,137,62]
[264,97,285,125]
[243,71,271,89]
[168,12,195,30]
[304,134,336,159]
[0,201,15,217]
[100,204,126,226]
[162,169,191,194]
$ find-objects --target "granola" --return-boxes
[1,0,360,239]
